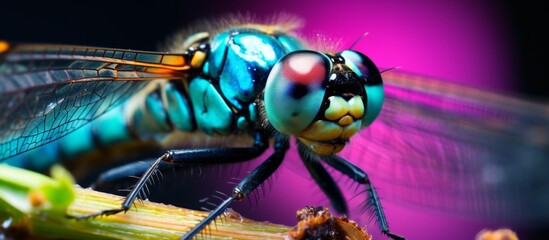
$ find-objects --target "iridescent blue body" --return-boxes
[3,26,306,172]
[4,25,322,172]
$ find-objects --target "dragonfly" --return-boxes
[1,17,548,239]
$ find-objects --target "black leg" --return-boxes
[180,135,289,240]
[92,131,269,188]
[68,131,269,220]
[297,143,348,214]
[91,159,170,190]
[320,154,405,240]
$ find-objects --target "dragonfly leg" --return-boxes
[92,131,269,189]
[300,151,348,214]
[69,131,269,220]
[91,159,173,189]
[180,135,289,240]
[67,153,172,219]
[320,154,405,240]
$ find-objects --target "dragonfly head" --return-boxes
[264,50,383,155]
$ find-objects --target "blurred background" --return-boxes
[1,0,547,239]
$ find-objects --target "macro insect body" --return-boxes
[0,19,404,239]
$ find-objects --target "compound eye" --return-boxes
[264,50,332,135]
[340,50,384,126]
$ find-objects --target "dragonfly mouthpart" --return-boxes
[297,136,352,155]
[297,95,364,155]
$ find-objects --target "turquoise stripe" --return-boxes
[93,107,132,146]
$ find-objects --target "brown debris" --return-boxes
[288,206,372,240]
[476,228,519,240]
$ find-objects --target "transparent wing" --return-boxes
[340,71,549,221]
[0,42,192,160]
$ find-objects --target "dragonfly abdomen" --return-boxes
[3,105,134,172]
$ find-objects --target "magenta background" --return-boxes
[217,0,515,239]
[216,0,514,91]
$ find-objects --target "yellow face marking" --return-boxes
[324,96,348,121]
[0,41,10,53]
[191,51,207,68]
[341,121,361,139]
[325,96,364,122]
[348,96,364,119]
[300,120,342,141]
[299,95,365,155]
[338,115,353,126]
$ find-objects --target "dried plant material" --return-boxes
[0,165,290,239]
[1,165,372,239]
[288,206,371,240]
[61,187,291,239]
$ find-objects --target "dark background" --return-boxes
[0,0,547,99]
[503,1,548,98]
